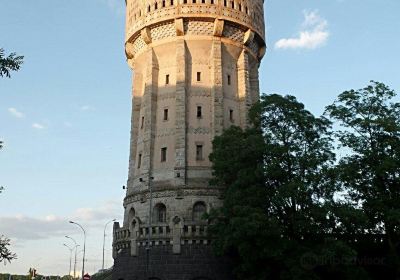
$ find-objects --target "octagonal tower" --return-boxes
[113,0,266,278]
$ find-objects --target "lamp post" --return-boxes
[65,236,79,279]
[102,219,116,270]
[69,221,86,280]
[63,244,73,280]
[144,176,154,274]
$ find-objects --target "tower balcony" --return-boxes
[125,0,266,51]
[113,221,210,258]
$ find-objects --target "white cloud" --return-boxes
[274,10,329,50]
[0,200,122,242]
[0,215,72,241]
[80,105,95,111]
[8,107,25,118]
[32,123,45,129]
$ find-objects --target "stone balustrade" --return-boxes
[125,2,265,43]
[113,222,210,257]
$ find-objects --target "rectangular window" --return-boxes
[227,74,231,85]
[229,109,234,122]
[183,0,187,4]
[224,0,227,6]
[197,106,202,118]
[210,0,214,3]
[202,0,205,3]
[165,74,169,84]
[138,153,142,168]
[141,116,144,129]
[161,147,167,162]
[163,109,168,121]
[197,72,201,82]
[171,0,174,4]
[193,0,196,3]
[196,145,203,160]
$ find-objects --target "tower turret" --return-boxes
[113,0,266,278]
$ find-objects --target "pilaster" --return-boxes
[174,38,187,185]
[237,49,251,128]
[142,49,159,186]
[210,39,224,137]
[128,72,143,188]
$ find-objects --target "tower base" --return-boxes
[112,244,234,280]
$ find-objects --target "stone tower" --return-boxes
[112,0,265,278]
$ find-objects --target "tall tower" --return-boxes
[113,0,265,278]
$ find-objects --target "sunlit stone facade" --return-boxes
[113,0,265,278]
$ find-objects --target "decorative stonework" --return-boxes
[113,0,265,278]
[184,19,214,36]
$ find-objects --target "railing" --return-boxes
[114,224,208,243]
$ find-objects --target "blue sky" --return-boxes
[1,0,399,275]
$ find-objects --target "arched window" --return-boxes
[153,203,167,223]
[193,202,206,222]
[129,207,136,221]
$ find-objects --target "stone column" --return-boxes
[127,72,143,189]
[174,37,187,186]
[142,49,159,188]
[210,38,224,137]
[237,49,251,128]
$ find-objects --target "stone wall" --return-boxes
[113,245,234,280]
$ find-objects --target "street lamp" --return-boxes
[63,244,73,280]
[143,176,154,274]
[66,236,79,279]
[69,221,86,280]
[102,219,116,270]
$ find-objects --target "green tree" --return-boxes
[209,94,361,279]
[0,48,23,78]
[0,236,17,264]
[0,48,22,265]
[326,81,400,278]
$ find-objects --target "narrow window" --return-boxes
[210,0,214,4]
[170,0,174,5]
[193,0,196,3]
[154,203,167,223]
[245,6,248,14]
[224,0,227,6]
[202,0,205,3]
[196,145,203,160]
[227,74,231,85]
[141,116,144,129]
[196,72,201,81]
[193,202,206,222]
[137,153,142,168]
[139,10,142,16]
[231,1,234,8]
[239,3,241,11]
[161,147,167,162]
[229,109,234,122]
[165,74,170,84]
[155,2,158,9]
[197,106,202,118]
[164,109,168,121]
[148,5,151,12]
[183,0,187,4]
[162,0,165,7]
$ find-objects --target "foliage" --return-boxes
[326,81,400,277]
[0,48,24,78]
[0,236,17,264]
[209,94,363,279]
